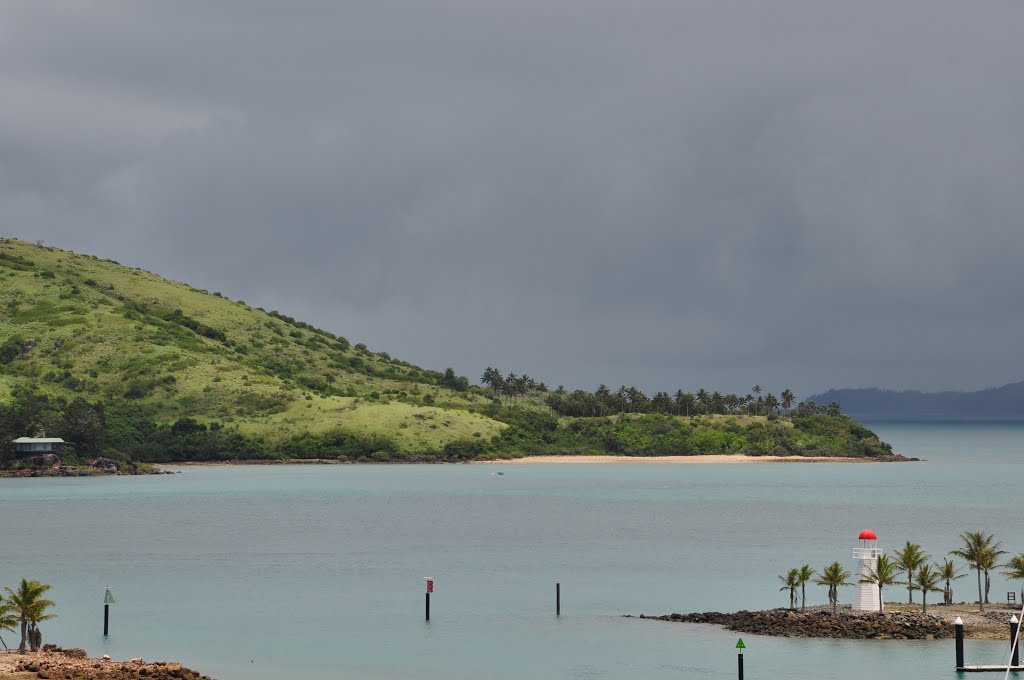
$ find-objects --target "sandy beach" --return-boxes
[168,454,882,467]
[169,454,888,464]
[477,454,873,464]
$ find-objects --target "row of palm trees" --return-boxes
[779,563,850,615]
[543,384,845,419]
[0,579,56,653]
[779,531,1024,615]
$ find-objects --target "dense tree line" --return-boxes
[0,388,265,466]
[0,390,107,463]
[0,386,887,466]
[481,367,840,420]
[480,405,891,458]
[545,384,839,418]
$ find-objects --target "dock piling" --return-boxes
[955,617,965,670]
[1011,615,1020,668]
[556,583,560,616]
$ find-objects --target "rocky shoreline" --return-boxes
[0,459,171,477]
[0,648,210,680]
[629,607,956,640]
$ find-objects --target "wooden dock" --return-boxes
[958,665,1024,673]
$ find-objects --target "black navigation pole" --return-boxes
[103,586,115,637]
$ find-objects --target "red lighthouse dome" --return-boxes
[859,529,877,541]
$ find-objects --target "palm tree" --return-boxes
[779,568,800,609]
[979,544,1005,606]
[672,389,685,415]
[503,372,518,404]
[1002,554,1024,604]
[860,555,901,614]
[675,391,696,417]
[4,579,56,654]
[914,564,943,614]
[796,564,815,611]
[652,391,673,414]
[951,530,1004,612]
[0,599,18,650]
[894,541,929,603]
[695,389,710,415]
[26,597,56,652]
[936,558,967,605]
[480,367,503,398]
[751,385,762,414]
[781,389,795,413]
[815,562,853,615]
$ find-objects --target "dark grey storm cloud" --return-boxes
[3,0,1023,396]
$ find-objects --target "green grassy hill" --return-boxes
[0,239,897,464]
[0,239,502,455]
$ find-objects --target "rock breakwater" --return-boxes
[629,608,954,640]
[1,649,212,680]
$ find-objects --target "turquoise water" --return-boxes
[1,422,1023,678]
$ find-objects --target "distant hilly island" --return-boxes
[808,382,1024,422]
[0,238,897,465]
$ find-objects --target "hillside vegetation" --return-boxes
[0,239,895,464]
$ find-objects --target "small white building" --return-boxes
[851,529,883,611]
[11,437,65,456]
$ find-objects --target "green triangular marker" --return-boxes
[735,638,746,649]
[104,588,115,605]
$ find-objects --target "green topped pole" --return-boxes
[103,586,115,637]
[736,638,745,680]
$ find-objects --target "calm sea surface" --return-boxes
[2,422,1023,679]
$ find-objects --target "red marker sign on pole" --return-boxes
[426,578,434,593]
[423,577,433,621]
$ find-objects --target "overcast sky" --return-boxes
[2,1,1022,397]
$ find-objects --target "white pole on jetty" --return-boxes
[1010,615,1020,668]
[955,616,965,670]
[851,529,882,611]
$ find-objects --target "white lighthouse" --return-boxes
[851,529,883,611]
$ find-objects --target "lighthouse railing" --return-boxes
[853,547,883,559]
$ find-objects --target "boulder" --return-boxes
[90,458,119,472]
